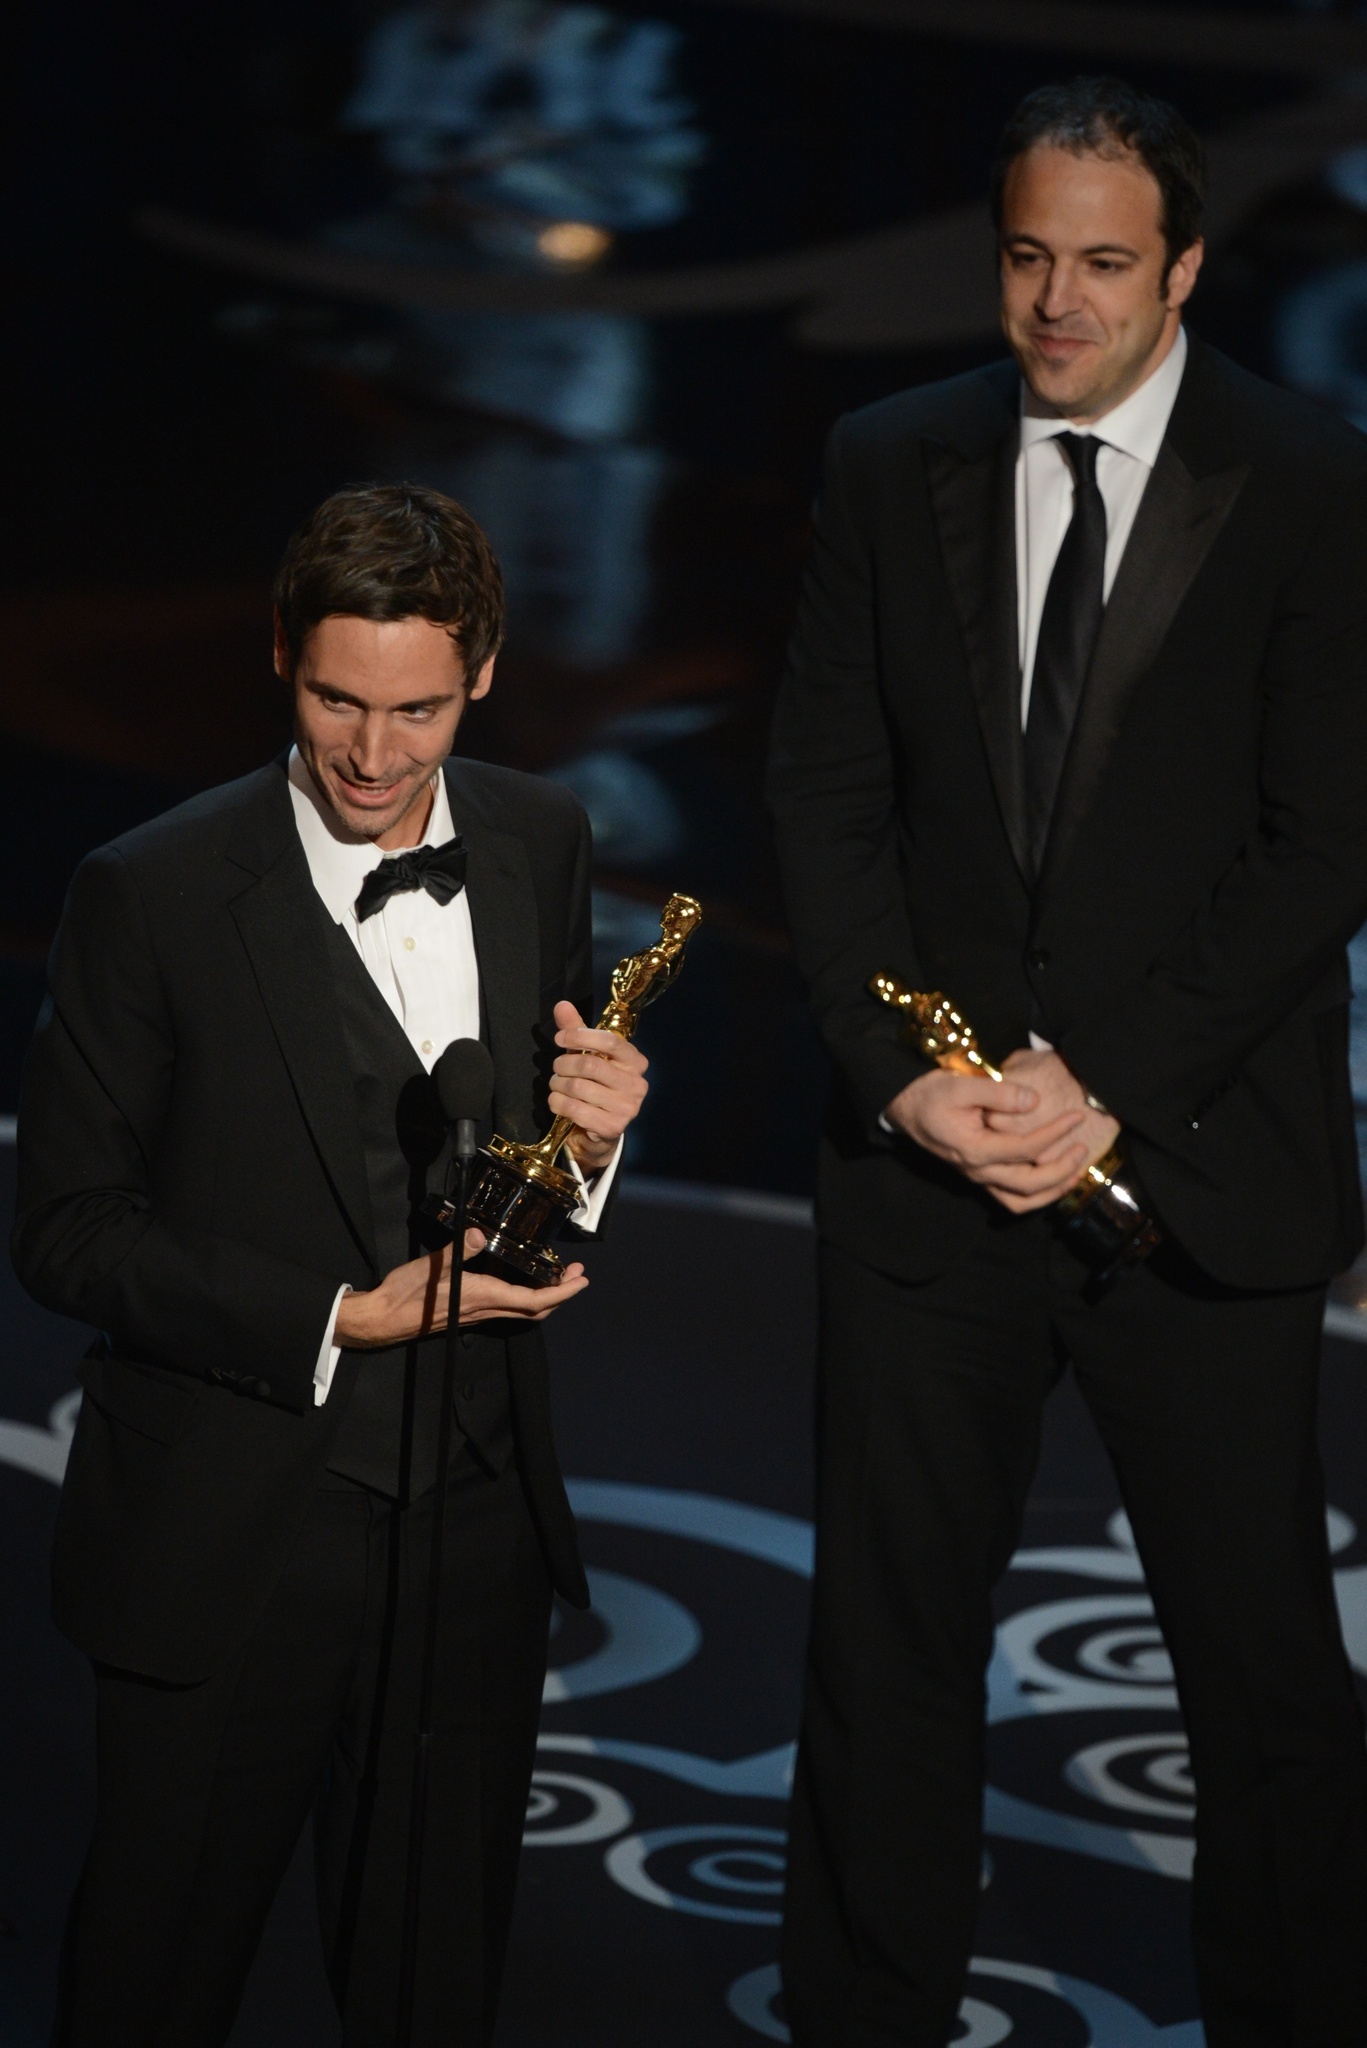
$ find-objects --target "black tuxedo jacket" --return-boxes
[13,755,594,1683]
[767,337,1367,1290]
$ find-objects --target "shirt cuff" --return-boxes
[565,1134,625,1234]
[878,1110,895,1135]
[314,1284,353,1407]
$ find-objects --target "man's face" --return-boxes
[278,613,494,847]
[998,143,1202,421]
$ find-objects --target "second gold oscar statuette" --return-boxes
[869,972,1162,1277]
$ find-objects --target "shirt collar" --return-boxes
[287,746,454,926]
[1019,323,1187,467]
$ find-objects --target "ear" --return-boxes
[1164,238,1204,312]
[468,654,496,702]
[272,609,293,683]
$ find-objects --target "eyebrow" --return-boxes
[1003,232,1142,260]
[306,679,456,713]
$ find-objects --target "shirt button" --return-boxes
[421,1039,433,1055]
[404,936,416,952]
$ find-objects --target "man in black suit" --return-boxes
[767,78,1367,2046]
[13,483,649,2045]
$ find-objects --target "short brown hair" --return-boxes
[274,481,505,676]
[991,77,1205,282]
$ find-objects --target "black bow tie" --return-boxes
[354,836,467,922]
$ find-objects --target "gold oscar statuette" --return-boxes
[869,973,1162,1276]
[432,894,703,1285]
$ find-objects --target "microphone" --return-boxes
[431,1038,495,1165]
[401,1032,497,2040]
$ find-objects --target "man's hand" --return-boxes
[550,999,649,1175]
[336,1228,590,1348]
[986,1049,1121,1177]
[884,1067,1091,1214]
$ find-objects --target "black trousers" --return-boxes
[782,1217,1367,2048]
[55,1447,553,2047]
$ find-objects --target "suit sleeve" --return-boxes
[11,847,341,1414]
[1062,464,1367,1149]
[765,419,933,1131]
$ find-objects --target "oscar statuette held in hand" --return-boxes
[869,974,1162,1277]
[425,894,702,1285]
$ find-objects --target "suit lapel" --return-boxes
[926,411,1030,881]
[225,770,377,1270]
[1036,440,1251,897]
[444,763,542,1144]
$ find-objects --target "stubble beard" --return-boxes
[1018,300,1173,424]
[305,750,436,844]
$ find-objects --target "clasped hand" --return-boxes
[884,1047,1120,1215]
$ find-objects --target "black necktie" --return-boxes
[354,836,467,922]
[1024,431,1107,875]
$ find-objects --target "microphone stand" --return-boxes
[396,1113,477,2047]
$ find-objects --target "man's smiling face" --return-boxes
[998,141,1202,422]
[277,612,493,849]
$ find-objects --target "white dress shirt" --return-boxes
[1016,323,1187,725]
[287,749,622,1402]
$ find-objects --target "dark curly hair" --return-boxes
[991,76,1206,282]
[274,481,505,678]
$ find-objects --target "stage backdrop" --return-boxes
[6,0,1367,1203]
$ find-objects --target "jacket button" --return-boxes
[255,1381,271,1400]
[1028,948,1050,971]
[460,1332,475,1349]
[460,1382,475,1401]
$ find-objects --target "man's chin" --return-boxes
[1022,355,1106,419]
[336,809,406,843]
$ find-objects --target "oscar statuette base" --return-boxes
[1053,1140,1163,1279]
[421,1136,577,1288]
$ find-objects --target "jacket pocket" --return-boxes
[78,1342,203,1446]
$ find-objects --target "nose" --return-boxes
[1036,258,1081,322]
[346,713,393,782]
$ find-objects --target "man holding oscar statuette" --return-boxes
[767,78,1367,2045]
[12,484,654,2044]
